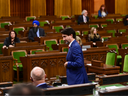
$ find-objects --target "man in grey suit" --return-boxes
[28,20,45,41]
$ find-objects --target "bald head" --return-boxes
[31,67,45,81]
[82,10,88,16]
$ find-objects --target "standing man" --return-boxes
[28,20,45,41]
[78,10,89,24]
[61,28,89,85]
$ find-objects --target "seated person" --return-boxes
[78,10,89,24]
[9,83,43,96]
[3,30,20,49]
[30,66,52,89]
[123,15,128,26]
[76,36,82,47]
[98,5,108,18]
[88,27,101,47]
[28,20,45,41]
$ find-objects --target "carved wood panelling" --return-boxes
[40,59,48,68]
[50,59,57,67]
[31,60,39,68]
[2,62,10,73]
[58,57,65,66]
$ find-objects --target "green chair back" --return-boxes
[101,24,107,28]
[40,21,48,27]
[122,14,126,16]
[0,43,3,54]
[122,44,128,49]
[89,25,98,28]
[118,29,126,33]
[14,28,24,34]
[105,52,116,66]
[123,54,128,72]
[60,40,64,44]
[45,40,57,51]
[62,47,68,52]
[82,31,88,35]
[75,31,80,35]
[92,15,98,19]
[54,26,63,33]
[61,16,69,20]
[116,18,123,22]
[107,44,119,54]
[102,37,109,41]
[106,19,114,24]
[27,17,35,21]
[0,23,10,28]
[107,30,116,37]
[31,50,43,54]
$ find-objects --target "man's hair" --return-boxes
[81,10,87,15]
[61,28,76,39]
[31,66,45,81]
[9,83,43,96]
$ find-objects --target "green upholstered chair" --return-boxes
[25,16,36,21]
[106,18,114,24]
[82,31,89,35]
[60,15,70,20]
[101,36,111,42]
[118,29,126,33]
[122,14,126,16]
[123,54,128,72]
[75,31,81,36]
[13,27,25,34]
[107,30,116,37]
[62,47,68,52]
[101,24,107,28]
[92,14,98,19]
[40,20,50,27]
[0,43,3,54]
[44,39,57,51]
[0,22,12,28]
[59,39,65,44]
[12,50,27,81]
[30,49,44,54]
[52,25,64,33]
[89,24,99,28]
[121,43,128,49]
[116,18,123,22]
[105,52,116,66]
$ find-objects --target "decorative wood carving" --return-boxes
[31,60,39,68]
[2,62,10,73]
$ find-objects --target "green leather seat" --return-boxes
[45,40,57,51]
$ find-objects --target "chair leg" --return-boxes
[17,67,19,82]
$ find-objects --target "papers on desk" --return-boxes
[86,64,92,66]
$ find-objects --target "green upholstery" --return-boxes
[107,44,118,54]
[0,23,10,28]
[101,24,107,28]
[54,26,63,33]
[31,50,43,54]
[89,25,98,28]
[75,31,80,35]
[40,21,48,27]
[12,51,26,71]
[83,31,88,35]
[60,40,64,44]
[14,28,24,34]
[107,30,116,37]
[105,52,116,66]
[106,19,114,24]
[118,29,126,33]
[0,43,3,54]
[102,37,109,41]
[26,17,35,21]
[116,18,123,22]
[66,25,71,28]
[123,54,128,72]
[117,55,122,65]
[92,15,98,19]
[99,84,125,90]
[62,48,68,52]
[45,40,57,51]
[122,14,126,16]
[122,44,128,49]
[61,16,69,20]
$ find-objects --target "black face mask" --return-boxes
[33,27,38,33]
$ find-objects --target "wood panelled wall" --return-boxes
[94,0,104,14]
[46,0,54,15]
[30,0,46,17]
[115,0,128,14]
[82,0,94,15]
[105,0,115,14]
[10,0,30,18]
[0,0,10,18]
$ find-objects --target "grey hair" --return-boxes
[81,10,87,15]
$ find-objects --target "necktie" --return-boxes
[84,16,87,23]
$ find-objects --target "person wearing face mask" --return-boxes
[28,20,45,41]
[88,27,101,47]
[3,30,20,49]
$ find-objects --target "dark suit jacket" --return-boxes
[66,40,89,85]
[37,83,52,89]
[28,27,45,41]
[3,37,20,47]
[78,15,89,24]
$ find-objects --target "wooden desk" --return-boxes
[2,45,46,56]
[0,56,13,82]
[86,64,120,75]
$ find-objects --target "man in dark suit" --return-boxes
[61,28,89,85]
[28,20,45,41]
[30,67,52,89]
[78,10,89,24]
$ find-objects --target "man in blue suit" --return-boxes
[61,28,89,85]
[30,67,52,89]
